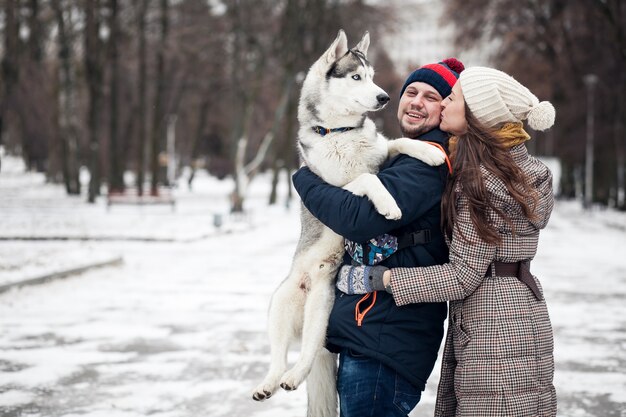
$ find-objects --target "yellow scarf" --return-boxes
[447,122,530,158]
[495,122,531,148]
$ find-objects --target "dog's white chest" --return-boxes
[299,130,387,186]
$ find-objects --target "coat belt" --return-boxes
[485,260,543,301]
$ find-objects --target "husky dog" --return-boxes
[252,30,444,416]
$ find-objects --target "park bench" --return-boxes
[106,187,176,211]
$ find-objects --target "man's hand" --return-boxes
[336,264,389,294]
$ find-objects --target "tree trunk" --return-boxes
[232,75,292,212]
[232,128,274,213]
[227,0,270,212]
[187,99,210,190]
[230,91,263,213]
[269,76,297,205]
[23,0,50,172]
[593,0,625,208]
[1,0,20,148]
[269,0,302,206]
[52,0,80,195]
[615,71,625,209]
[136,0,148,196]
[108,0,124,192]
[150,0,169,195]
[85,0,104,203]
[27,0,43,62]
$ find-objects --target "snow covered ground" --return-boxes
[0,154,625,417]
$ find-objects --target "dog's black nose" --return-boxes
[377,94,390,105]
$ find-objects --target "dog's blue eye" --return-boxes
[351,74,361,81]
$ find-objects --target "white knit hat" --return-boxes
[459,67,555,131]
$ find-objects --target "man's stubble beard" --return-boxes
[399,122,437,139]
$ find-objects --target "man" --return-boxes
[291,58,464,417]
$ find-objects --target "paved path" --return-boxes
[0,202,624,417]
[0,206,309,417]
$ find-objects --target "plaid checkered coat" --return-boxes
[391,144,557,417]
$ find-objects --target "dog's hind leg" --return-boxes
[306,348,338,417]
[279,270,335,392]
[252,276,304,401]
[279,229,342,392]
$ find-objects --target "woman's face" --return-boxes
[440,81,467,136]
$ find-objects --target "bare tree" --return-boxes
[85,0,105,203]
[168,0,230,189]
[21,0,53,172]
[226,0,273,212]
[108,0,124,192]
[149,0,169,195]
[267,0,304,206]
[52,0,81,194]
[443,0,625,208]
[0,0,408,208]
[135,0,149,195]
[593,0,625,208]
[0,0,20,150]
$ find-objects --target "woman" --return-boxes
[335,67,557,416]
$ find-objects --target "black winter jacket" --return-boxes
[292,128,450,391]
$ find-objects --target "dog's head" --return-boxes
[303,30,390,117]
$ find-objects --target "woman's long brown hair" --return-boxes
[441,105,538,245]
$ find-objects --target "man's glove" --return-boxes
[336,264,390,295]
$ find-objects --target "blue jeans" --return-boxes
[337,348,422,417]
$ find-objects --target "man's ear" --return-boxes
[354,31,370,57]
[323,29,348,65]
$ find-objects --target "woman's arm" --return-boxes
[389,193,497,305]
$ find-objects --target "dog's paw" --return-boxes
[252,389,273,401]
[252,381,278,401]
[385,205,402,220]
[418,145,446,166]
[373,199,402,220]
[279,368,306,392]
[395,138,446,166]
[280,382,298,391]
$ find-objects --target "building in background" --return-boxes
[381,0,494,72]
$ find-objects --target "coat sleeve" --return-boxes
[390,192,497,305]
[292,159,444,242]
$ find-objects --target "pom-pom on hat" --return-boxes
[400,58,465,99]
[459,67,555,131]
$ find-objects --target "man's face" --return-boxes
[397,81,443,138]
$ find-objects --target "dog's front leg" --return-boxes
[387,137,446,165]
[343,173,402,220]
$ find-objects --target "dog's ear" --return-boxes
[355,31,370,57]
[323,29,348,65]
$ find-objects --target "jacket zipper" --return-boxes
[354,291,377,327]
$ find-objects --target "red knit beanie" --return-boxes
[400,58,465,98]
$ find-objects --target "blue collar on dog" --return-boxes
[311,126,356,137]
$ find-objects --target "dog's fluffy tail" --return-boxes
[306,348,338,417]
